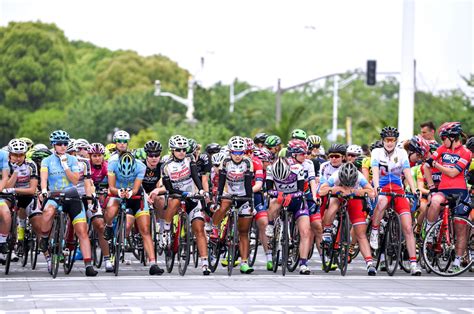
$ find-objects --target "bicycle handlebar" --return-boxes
[220,195,253,202]
[169,193,205,201]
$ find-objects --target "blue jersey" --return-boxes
[41,154,80,191]
[108,159,146,189]
[0,150,8,180]
[327,170,369,189]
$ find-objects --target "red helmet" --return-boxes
[253,148,272,162]
[288,139,308,154]
[88,143,105,155]
[408,136,430,158]
[438,122,462,137]
[244,137,255,153]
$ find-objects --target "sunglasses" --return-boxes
[312,144,321,149]
[55,142,68,147]
[328,154,343,159]
[230,151,245,156]
[77,147,88,151]
[347,154,358,158]
[147,153,161,158]
[384,138,397,143]
[174,148,186,153]
[10,153,25,158]
[115,140,128,144]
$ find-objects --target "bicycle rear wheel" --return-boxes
[384,213,401,276]
[20,226,30,268]
[226,210,238,276]
[165,218,177,273]
[248,218,259,267]
[63,236,78,275]
[192,237,199,268]
[338,211,350,276]
[271,218,281,273]
[90,229,103,269]
[287,214,300,273]
[51,212,65,279]
[5,210,17,275]
[281,211,289,276]
[30,234,39,270]
[114,214,125,276]
[178,213,191,276]
[208,237,221,273]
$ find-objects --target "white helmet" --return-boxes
[113,130,130,142]
[67,140,78,153]
[318,145,325,156]
[161,154,171,163]
[211,152,226,167]
[8,139,28,154]
[227,136,246,152]
[346,144,363,156]
[272,157,291,181]
[168,135,188,150]
[75,138,90,149]
[33,143,48,151]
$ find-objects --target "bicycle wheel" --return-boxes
[114,214,125,276]
[90,229,103,269]
[178,213,191,276]
[30,234,39,270]
[281,211,289,276]
[384,213,401,276]
[338,211,350,276]
[208,237,221,273]
[287,214,300,273]
[192,237,199,268]
[321,228,334,273]
[149,209,159,260]
[399,239,411,273]
[20,226,30,268]
[271,218,281,273]
[165,218,177,273]
[226,210,238,276]
[63,236,78,275]
[5,210,17,275]
[422,217,473,277]
[51,213,65,279]
[248,218,259,267]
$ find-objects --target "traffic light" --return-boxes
[366,60,377,86]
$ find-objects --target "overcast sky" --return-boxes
[1,0,472,92]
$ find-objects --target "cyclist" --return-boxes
[212,136,255,274]
[39,130,97,276]
[369,126,421,276]
[89,143,108,188]
[105,152,164,275]
[319,162,377,275]
[266,157,312,274]
[362,141,382,182]
[280,129,307,157]
[75,139,90,159]
[110,130,130,161]
[4,139,38,257]
[205,143,221,160]
[423,122,472,273]
[187,138,211,195]
[306,135,325,175]
[142,140,165,209]
[253,133,268,149]
[161,135,210,275]
[264,135,282,161]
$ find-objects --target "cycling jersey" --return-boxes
[266,162,304,194]
[91,162,108,186]
[318,161,341,185]
[41,154,81,191]
[9,161,38,188]
[289,158,315,193]
[108,159,146,189]
[219,157,253,196]
[362,156,372,181]
[251,156,265,184]
[162,156,199,194]
[419,163,441,189]
[0,150,9,181]
[76,156,91,196]
[432,144,472,190]
[196,153,211,176]
[326,169,369,189]
[309,156,325,178]
[371,147,410,188]
[142,162,163,193]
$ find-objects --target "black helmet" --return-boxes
[466,137,474,152]
[380,126,399,139]
[370,140,383,151]
[338,163,359,187]
[144,140,162,153]
[328,144,346,155]
[253,132,268,145]
[205,142,221,155]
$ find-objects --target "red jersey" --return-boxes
[432,144,471,190]
[251,156,265,186]
[91,161,108,186]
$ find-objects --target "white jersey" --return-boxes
[76,156,91,196]
[220,157,253,196]
[371,147,410,187]
[161,156,197,193]
[319,161,341,185]
[266,162,304,194]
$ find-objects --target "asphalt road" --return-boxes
[1,251,473,314]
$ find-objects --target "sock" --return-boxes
[164,222,171,231]
[365,256,373,267]
[0,234,7,243]
[299,258,307,266]
[425,221,434,232]
[371,225,379,233]
[201,257,209,267]
[266,252,272,262]
[104,256,110,261]
[453,256,461,267]
[18,219,26,228]
[106,223,113,228]
[241,260,248,266]
[84,259,92,267]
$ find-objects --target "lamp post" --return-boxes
[154,76,196,123]
[229,80,273,113]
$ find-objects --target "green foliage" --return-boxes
[1,21,471,147]
[0,21,74,110]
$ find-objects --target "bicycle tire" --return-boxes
[208,238,221,273]
[165,217,177,273]
[287,214,300,273]
[91,229,103,269]
[321,228,334,273]
[192,237,199,268]
[20,226,30,268]
[5,210,17,275]
[248,218,259,267]
[281,210,289,276]
[422,217,473,277]
[227,209,238,276]
[338,210,350,276]
[64,236,78,275]
[114,213,125,276]
[384,213,401,276]
[178,213,191,276]
[272,218,281,273]
[149,209,159,260]
[399,239,411,274]
[51,212,65,279]
[31,235,39,270]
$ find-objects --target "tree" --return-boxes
[17,108,67,144]
[0,22,74,110]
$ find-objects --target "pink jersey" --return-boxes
[91,161,108,185]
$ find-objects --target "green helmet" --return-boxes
[186,138,198,154]
[291,129,307,140]
[133,148,147,161]
[264,135,282,148]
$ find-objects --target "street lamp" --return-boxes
[229,80,273,113]
[154,77,196,123]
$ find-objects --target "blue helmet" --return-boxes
[118,152,136,177]
[50,130,70,145]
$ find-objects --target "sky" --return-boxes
[1,0,472,92]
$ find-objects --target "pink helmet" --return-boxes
[88,143,105,154]
[244,137,255,153]
[409,136,430,159]
[253,148,272,162]
[288,139,308,154]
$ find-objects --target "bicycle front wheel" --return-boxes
[281,211,289,276]
[227,210,238,276]
[5,210,17,275]
[338,210,350,276]
[248,218,259,267]
[384,213,401,276]
[178,213,191,276]
[287,213,300,273]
